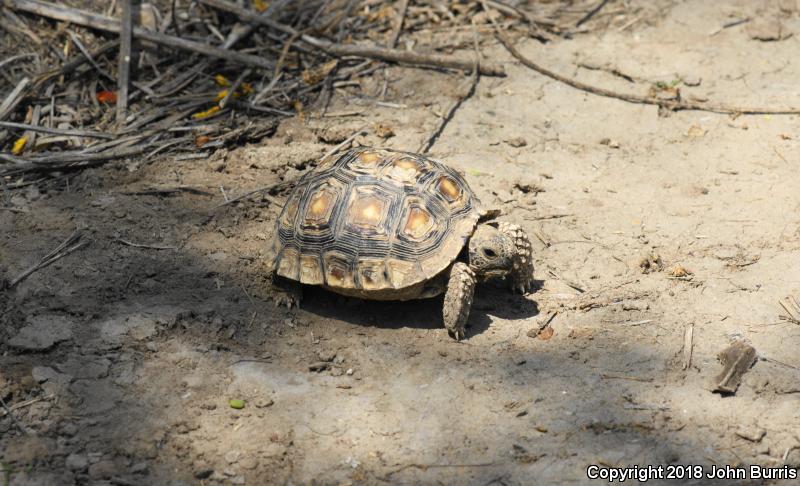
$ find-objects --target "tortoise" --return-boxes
[268,147,535,339]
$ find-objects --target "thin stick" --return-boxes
[0,144,147,175]
[0,121,113,139]
[8,231,89,288]
[388,0,409,48]
[0,395,29,435]
[219,68,251,109]
[211,179,295,210]
[115,238,176,250]
[6,0,276,70]
[497,32,800,115]
[0,76,30,121]
[198,0,505,77]
[68,31,115,82]
[117,0,133,123]
[323,128,368,159]
[576,0,611,27]
[682,323,694,370]
[418,27,480,153]
[33,40,117,87]
[0,394,53,418]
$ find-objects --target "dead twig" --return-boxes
[8,230,89,289]
[323,128,368,159]
[117,0,134,123]
[0,394,54,418]
[0,121,113,139]
[576,0,611,27]
[199,0,505,77]
[600,374,653,382]
[779,295,800,325]
[418,24,480,153]
[211,180,294,210]
[114,238,176,250]
[682,323,694,370]
[121,186,213,197]
[388,0,409,48]
[0,395,29,435]
[497,32,800,115]
[0,76,30,121]
[6,0,276,70]
[0,144,147,176]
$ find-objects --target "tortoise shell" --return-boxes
[270,147,483,291]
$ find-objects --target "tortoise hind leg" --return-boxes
[497,221,535,294]
[442,262,476,340]
[272,275,302,309]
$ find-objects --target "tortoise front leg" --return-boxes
[442,262,476,340]
[497,221,535,294]
[271,275,303,309]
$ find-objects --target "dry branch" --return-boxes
[0,121,113,139]
[199,0,505,77]
[117,0,134,123]
[0,76,30,121]
[497,32,800,115]
[5,0,275,70]
[8,231,89,289]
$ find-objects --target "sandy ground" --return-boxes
[2,1,800,485]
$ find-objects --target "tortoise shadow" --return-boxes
[298,280,540,338]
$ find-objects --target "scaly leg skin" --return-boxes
[271,275,302,309]
[442,262,476,341]
[497,221,535,294]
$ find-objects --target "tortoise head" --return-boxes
[467,224,516,279]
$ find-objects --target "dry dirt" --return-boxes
[3,1,800,485]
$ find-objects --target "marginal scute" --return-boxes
[323,251,354,287]
[385,259,416,288]
[280,192,302,229]
[357,259,388,290]
[299,254,324,285]
[277,247,300,280]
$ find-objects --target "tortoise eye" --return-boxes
[483,248,497,258]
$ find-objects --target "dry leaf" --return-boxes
[253,0,268,12]
[214,74,231,87]
[12,136,28,155]
[537,326,554,340]
[687,124,706,138]
[192,106,221,120]
[96,90,117,103]
[195,135,210,147]
[667,265,693,278]
[373,123,395,139]
[214,89,229,102]
[302,60,338,85]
